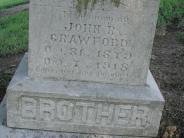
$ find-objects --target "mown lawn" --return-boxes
[0,11,28,56]
[0,0,28,10]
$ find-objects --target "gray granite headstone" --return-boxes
[4,0,164,138]
[29,0,159,85]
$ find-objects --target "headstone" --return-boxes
[5,0,164,138]
[28,0,159,85]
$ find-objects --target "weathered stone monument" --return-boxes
[1,0,165,137]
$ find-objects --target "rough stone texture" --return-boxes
[7,54,164,137]
[1,97,151,138]
[28,0,160,85]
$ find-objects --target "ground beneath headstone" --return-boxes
[0,29,184,137]
[150,29,184,138]
[0,54,23,101]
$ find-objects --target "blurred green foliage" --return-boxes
[158,0,184,28]
[0,11,28,56]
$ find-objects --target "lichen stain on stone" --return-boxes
[75,0,120,15]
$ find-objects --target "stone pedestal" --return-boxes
[5,54,164,138]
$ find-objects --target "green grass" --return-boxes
[158,0,184,27]
[0,0,28,10]
[0,11,28,56]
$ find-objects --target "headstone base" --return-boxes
[6,54,164,137]
[2,97,153,138]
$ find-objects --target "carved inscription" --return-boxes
[37,21,132,82]
[29,0,145,84]
[20,96,150,128]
